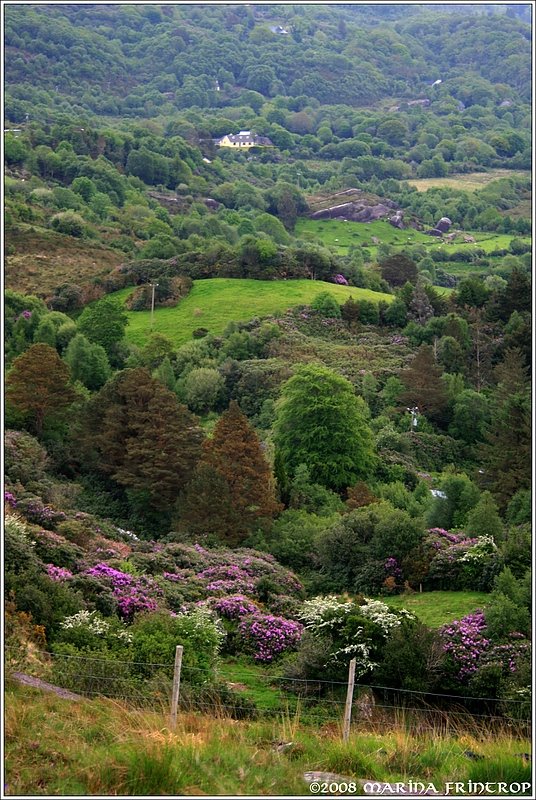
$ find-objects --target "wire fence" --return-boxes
[5,645,531,736]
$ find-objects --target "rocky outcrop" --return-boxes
[436,217,452,232]
[425,228,444,237]
[425,217,452,237]
[388,210,405,229]
[310,200,397,222]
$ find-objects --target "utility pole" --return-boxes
[149,283,159,332]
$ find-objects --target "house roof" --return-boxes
[217,132,273,146]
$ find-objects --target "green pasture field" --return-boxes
[111,278,393,347]
[295,218,530,261]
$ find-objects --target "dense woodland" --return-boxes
[4,2,532,740]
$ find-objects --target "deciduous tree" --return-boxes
[274,364,376,492]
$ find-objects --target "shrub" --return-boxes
[84,563,163,621]
[16,497,67,529]
[440,611,490,682]
[4,429,49,486]
[130,608,224,682]
[484,595,531,640]
[5,567,86,637]
[311,292,342,318]
[238,612,303,663]
[4,513,40,575]
[69,574,119,617]
[55,609,133,652]
[50,211,86,237]
[373,620,445,691]
[33,529,84,570]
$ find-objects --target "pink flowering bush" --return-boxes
[440,611,490,681]
[427,531,502,591]
[333,274,349,285]
[17,498,67,529]
[213,595,259,620]
[238,612,303,662]
[4,491,17,507]
[46,564,73,582]
[85,562,162,621]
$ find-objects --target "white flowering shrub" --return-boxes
[459,535,497,563]
[298,595,354,631]
[293,595,416,678]
[359,598,414,635]
[58,609,133,645]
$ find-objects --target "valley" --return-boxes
[3,2,532,797]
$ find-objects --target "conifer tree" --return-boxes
[203,401,281,541]
[83,368,203,509]
[399,344,448,422]
[177,464,240,544]
[465,491,504,543]
[480,349,531,508]
[6,343,76,436]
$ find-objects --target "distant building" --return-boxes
[4,128,22,137]
[270,25,289,34]
[215,130,274,148]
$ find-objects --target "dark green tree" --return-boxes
[399,345,449,422]
[64,333,111,391]
[77,297,128,355]
[82,369,203,510]
[480,349,531,509]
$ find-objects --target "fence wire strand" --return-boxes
[5,646,531,728]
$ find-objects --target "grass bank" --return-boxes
[110,278,393,347]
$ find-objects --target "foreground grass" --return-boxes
[381,591,490,628]
[110,278,393,347]
[5,683,530,796]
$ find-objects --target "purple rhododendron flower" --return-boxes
[4,491,17,507]
[46,564,73,581]
[239,612,303,662]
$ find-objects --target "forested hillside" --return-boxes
[4,4,532,796]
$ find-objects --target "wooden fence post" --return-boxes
[170,645,183,730]
[342,657,356,742]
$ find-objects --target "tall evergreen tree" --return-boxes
[203,401,281,541]
[82,368,203,509]
[399,344,449,422]
[480,349,531,509]
[177,464,240,544]
[6,343,76,436]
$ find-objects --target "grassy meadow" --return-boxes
[294,218,529,266]
[380,591,489,629]
[406,170,531,192]
[4,682,531,796]
[111,278,393,347]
